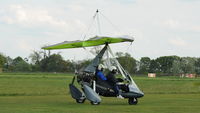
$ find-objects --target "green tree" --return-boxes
[12,56,31,72]
[3,56,13,72]
[155,56,180,74]
[0,53,6,72]
[29,50,43,65]
[0,53,6,68]
[139,57,151,74]
[149,59,160,73]
[171,59,183,75]
[75,59,91,71]
[180,57,196,74]
[29,50,45,71]
[116,52,137,74]
[195,58,200,74]
[40,54,74,72]
[115,52,124,58]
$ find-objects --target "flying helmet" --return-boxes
[98,64,105,70]
[110,66,117,73]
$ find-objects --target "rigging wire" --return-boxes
[83,47,91,60]
[99,11,135,57]
[125,36,134,53]
[82,10,99,41]
[82,9,135,58]
[82,10,99,57]
[126,43,133,53]
[98,11,122,35]
[82,9,105,57]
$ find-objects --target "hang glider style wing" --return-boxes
[42,36,134,50]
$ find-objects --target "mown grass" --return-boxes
[0,73,200,113]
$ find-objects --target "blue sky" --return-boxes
[0,0,200,60]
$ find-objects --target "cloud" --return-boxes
[169,38,187,47]
[1,4,68,27]
[162,19,200,33]
[179,0,200,2]
[108,0,136,4]
[17,39,34,52]
[0,4,88,39]
[163,19,180,29]
[192,26,200,32]
[67,4,85,12]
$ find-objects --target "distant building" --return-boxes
[185,74,196,78]
[148,73,156,78]
[180,74,196,78]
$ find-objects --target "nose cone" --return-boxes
[137,92,144,98]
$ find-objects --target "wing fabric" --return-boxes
[42,36,134,50]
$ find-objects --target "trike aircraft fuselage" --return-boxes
[43,36,144,105]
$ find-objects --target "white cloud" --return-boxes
[1,4,69,28]
[67,4,85,12]
[190,25,200,32]
[17,39,34,52]
[0,4,89,39]
[163,19,180,29]
[162,19,200,33]
[169,38,187,47]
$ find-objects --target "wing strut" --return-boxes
[107,45,140,91]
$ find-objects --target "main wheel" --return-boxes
[90,101,100,105]
[128,98,138,105]
[76,98,86,103]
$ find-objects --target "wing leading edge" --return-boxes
[42,36,134,50]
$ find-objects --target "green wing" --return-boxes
[42,36,134,50]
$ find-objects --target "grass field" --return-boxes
[0,73,200,113]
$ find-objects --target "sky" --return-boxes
[0,0,200,61]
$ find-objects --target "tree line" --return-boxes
[0,51,200,75]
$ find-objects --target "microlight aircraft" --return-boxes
[42,10,144,105]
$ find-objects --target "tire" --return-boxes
[90,101,100,105]
[128,98,138,105]
[76,98,86,103]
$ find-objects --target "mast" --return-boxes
[95,9,101,35]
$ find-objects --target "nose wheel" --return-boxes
[128,98,138,105]
[90,101,101,105]
[76,98,86,103]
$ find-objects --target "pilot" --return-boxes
[95,64,107,81]
[106,66,124,99]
